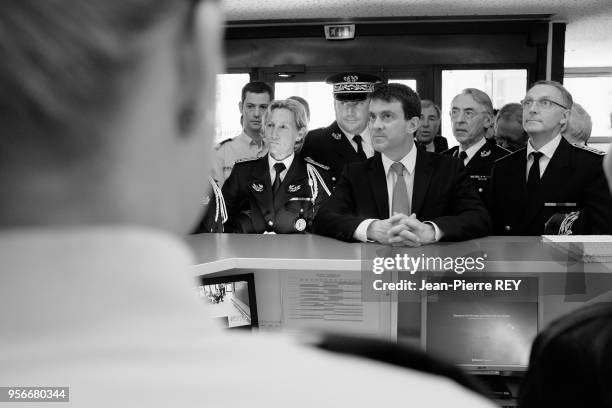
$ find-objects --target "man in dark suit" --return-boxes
[489,80,612,235]
[415,99,448,153]
[313,83,490,245]
[443,89,509,197]
[301,72,381,186]
[223,99,331,234]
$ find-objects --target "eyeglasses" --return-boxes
[520,98,568,110]
[449,109,487,120]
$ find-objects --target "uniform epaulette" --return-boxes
[571,143,605,155]
[214,138,233,149]
[304,156,330,171]
[234,156,261,164]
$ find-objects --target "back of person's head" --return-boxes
[370,83,421,120]
[495,103,528,151]
[562,103,592,145]
[241,81,274,102]
[0,0,222,233]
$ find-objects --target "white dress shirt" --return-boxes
[459,137,487,166]
[526,134,562,180]
[268,153,295,184]
[340,126,375,158]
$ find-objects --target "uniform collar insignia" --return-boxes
[251,183,264,192]
[288,184,301,193]
[480,149,491,158]
[332,132,342,140]
[203,195,211,205]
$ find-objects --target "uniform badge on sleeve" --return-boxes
[332,132,342,140]
[288,184,301,193]
[480,150,491,158]
[294,218,307,231]
[251,183,264,192]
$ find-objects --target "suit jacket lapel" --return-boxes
[368,156,389,219]
[331,122,360,162]
[250,155,274,215]
[465,143,491,174]
[412,149,434,216]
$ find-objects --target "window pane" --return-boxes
[442,70,527,148]
[563,76,612,137]
[215,73,250,144]
[275,82,335,131]
[390,79,417,91]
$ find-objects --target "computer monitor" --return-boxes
[419,276,539,375]
[198,273,258,330]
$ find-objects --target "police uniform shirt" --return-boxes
[268,153,294,184]
[342,126,375,159]
[212,131,268,187]
[525,133,562,180]
[459,137,487,166]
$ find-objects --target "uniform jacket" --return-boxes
[222,154,332,234]
[443,139,510,197]
[488,137,612,235]
[313,149,491,242]
[301,121,367,186]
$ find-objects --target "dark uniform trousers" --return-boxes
[222,154,331,234]
[443,139,509,199]
[301,121,368,187]
[488,137,612,235]
[313,150,491,242]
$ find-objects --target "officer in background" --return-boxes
[301,72,381,186]
[494,103,528,152]
[443,88,510,197]
[222,99,331,234]
[489,80,612,235]
[212,81,273,187]
[415,99,449,153]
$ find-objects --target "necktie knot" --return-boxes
[531,151,544,161]
[459,151,468,161]
[390,162,405,177]
[352,134,363,144]
[273,162,286,173]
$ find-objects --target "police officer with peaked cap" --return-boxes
[301,72,381,186]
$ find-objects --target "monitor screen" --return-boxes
[198,273,258,330]
[420,276,539,373]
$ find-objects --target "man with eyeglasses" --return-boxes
[443,89,510,198]
[488,80,612,235]
[301,72,381,186]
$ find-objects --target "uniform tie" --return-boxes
[527,151,544,198]
[458,150,468,161]
[390,162,410,216]
[272,162,286,195]
[353,134,367,161]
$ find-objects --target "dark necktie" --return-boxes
[272,162,286,195]
[527,151,544,198]
[391,162,410,216]
[353,135,367,161]
[458,151,468,161]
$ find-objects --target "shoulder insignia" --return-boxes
[251,183,264,192]
[288,184,301,193]
[331,132,342,140]
[571,143,605,155]
[235,156,261,164]
[480,149,491,158]
[304,156,330,171]
[215,138,233,149]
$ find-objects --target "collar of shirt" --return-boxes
[340,126,375,158]
[460,137,487,165]
[381,144,417,177]
[237,131,266,151]
[268,153,295,183]
[525,133,562,179]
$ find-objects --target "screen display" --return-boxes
[420,276,538,371]
[198,274,258,329]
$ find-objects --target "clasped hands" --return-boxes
[366,213,436,247]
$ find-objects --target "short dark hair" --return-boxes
[241,81,274,102]
[496,103,523,125]
[370,83,421,120]
[0,0,193,170]
[528,80,573,109]
[420,99,441,119]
